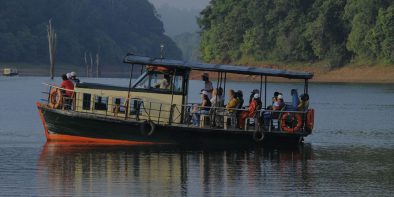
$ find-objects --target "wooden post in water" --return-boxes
[47,19,57,80]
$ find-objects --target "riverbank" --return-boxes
[2,62,393,83]
[190,64,394,84]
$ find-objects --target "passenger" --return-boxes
[218,87,225,106]
[235,90,244,127]
[225,89,239,113]
[155,74,171,89]
[209,88,224,127]
[60,74,74,97]
[202,73,213,98]
[249,89,262,110]
[239,93,259,129]
[66,73,72,80]
[291,89,299,108]
[70,71,80,84]
[274,91,281,102]
[298,93,309,111]
[210,88,223,107]
[236,90,244,109]
[273,94,285,110]
[263,94,284,128]
[192,90,212,126]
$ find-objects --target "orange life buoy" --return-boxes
[48,88,63,109]
[306,109,314,131]
[280,112,303,133]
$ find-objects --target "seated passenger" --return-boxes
[298,93,309,111]
[286,89,299,110]
[263,94,284,128]
[210,88,223,107]
[239,93,259,129]
[155,74,171,89]
[249,89,262,110]
[272,94,285,111]
[192,91,212,126]
[225,89,239,113]
[236,90,244,109]
[267,91,280,110]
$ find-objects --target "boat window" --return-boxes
[94,96,108,110]
[129,98,143,115]
[173,75,184,92]
[82,93,91,110]
[134,72,184,93]
[112,97,126,114]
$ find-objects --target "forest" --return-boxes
[198,0,394,67]
[0,0,181,66]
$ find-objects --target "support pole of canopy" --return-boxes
[259,75,263,100]
[125,64,134,120]
[264,76,267,109]
[304,79,309,94]
[216,72,220,90]
[169,69,177,125]
[223,72,227,98]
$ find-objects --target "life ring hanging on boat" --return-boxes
[141,120,155,136]
[48,88,63,109]
[306,109,314,131]
[280,113,302,133]
[253,130,265,142]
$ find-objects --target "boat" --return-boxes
[3,68,18,76]
[36,53,315,146]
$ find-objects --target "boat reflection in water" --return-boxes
[37,143,314,196]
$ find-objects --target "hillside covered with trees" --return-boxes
[0,0,181,66]
[198,0,394,67]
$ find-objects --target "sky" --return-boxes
[148,0,211,36]
[148,0,210,10]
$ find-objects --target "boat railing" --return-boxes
[41,84,179,125]
[41,84,310,134]
[179,104,310,133]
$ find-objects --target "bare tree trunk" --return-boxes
[47,19,57,80]
[96,53,100,78]
[84,52,89,77]
[89,53,93,77]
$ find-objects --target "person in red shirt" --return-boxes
[60,74,74,97]
[239,93,259,129]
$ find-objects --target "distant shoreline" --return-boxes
[2,64,394,84]
[189,65,394,84]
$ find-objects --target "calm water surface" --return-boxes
[0,77,393,196]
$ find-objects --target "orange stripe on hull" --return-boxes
[37,102,164,145]
[47,133,159,145]
[36,102,49,139]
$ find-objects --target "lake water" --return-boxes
[0,76,393,196]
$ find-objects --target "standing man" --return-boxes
[60,74,74,97]
[202,73,213,98]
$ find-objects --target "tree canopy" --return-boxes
[198,0,394,66]
[0,0,181,65]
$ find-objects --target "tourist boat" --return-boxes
[3,68,18,76]
[36,54,315,146]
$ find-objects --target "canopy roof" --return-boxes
[124,54,313,79]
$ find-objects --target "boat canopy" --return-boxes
[124,54,313,80]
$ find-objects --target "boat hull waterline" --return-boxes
[37,103,304,146]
